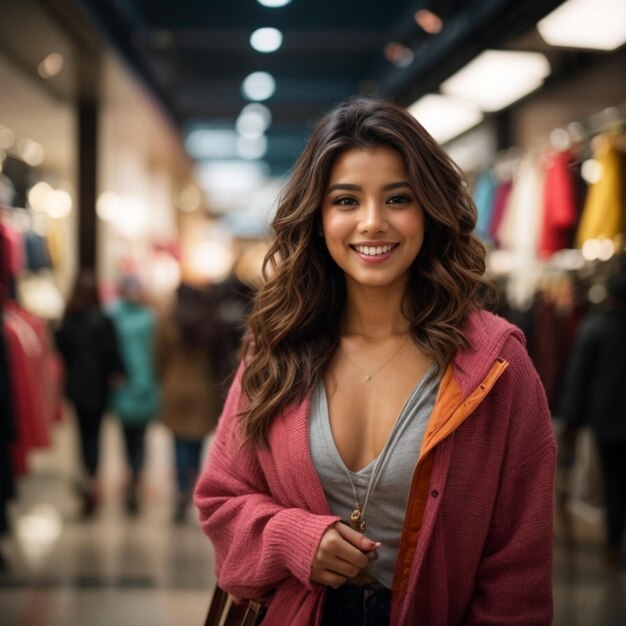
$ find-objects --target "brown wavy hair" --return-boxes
[242,96,492,446]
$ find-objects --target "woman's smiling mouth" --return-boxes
[350,243,400,256]
[349,242,399,262]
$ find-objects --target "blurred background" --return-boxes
[0,0,625,624]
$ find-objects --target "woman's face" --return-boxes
[321,146,425,293]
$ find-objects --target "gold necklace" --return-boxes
[340,334,410,382]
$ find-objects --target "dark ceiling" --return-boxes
[73,0,567,174]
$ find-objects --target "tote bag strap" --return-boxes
[204,584,265,626]
[204,585,230,626]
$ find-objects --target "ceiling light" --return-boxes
[38,52,64,79]
[384,42,414,67]
[241,71,276,101]
[196,161,270,212]
[237,134,268,160]
[537,0,626,51]
[407,94,483,144]
[236,103,272,137]
[185,128,238,159]
[441,50,550,112]
[257,0,291,7]
[250,27,283,53]
[415,10,443,34]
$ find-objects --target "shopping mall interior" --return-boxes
[1,0,625,624]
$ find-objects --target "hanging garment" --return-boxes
[576,134,625,246]
[497,153,545,260]
[472,171,497,243]
[539,150,578,258]
[23,231,52,272]
[488,181,513,248]
[45,218,65,268]
[3,303,52,474]
[7,300,60,426]
[0,221,23,300]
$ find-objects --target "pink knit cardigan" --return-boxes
[194,310,556,625]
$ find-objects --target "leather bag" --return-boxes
[204,584,265,626]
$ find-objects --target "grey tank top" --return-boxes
[309,364,440,589]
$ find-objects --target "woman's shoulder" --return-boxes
[453,309,532,393]
[465,308,523,341]
[461,309,527,363]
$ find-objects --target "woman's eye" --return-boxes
[387,194,410,205]
[334,196,358,207]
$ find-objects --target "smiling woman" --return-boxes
[321,146,425,293]
[194,97,556,626]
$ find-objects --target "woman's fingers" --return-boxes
[316,526,370,569]
[314,568,348,589]
[311,522,383,586]
[334,522,381,553]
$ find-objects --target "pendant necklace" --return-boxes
[341,334,410,382]
[347,473,368,532]
[340,432,397,532]
[343,453,388,533]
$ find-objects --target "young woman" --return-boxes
[194,98,556,625]
[55,270,124,516]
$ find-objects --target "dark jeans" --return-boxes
[121,423,148,479]
[597,441,626,549]
[174,437,203,496]
[321,583,391,626]
[75,406,104,477]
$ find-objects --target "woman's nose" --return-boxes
[357,202,388,234]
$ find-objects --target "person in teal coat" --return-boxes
[108,275,159,514]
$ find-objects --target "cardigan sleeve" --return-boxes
[465,340,556,625]
[193,362,339,601]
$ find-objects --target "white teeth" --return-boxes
[354,244,394,256]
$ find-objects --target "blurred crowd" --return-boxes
[53,270,253,523]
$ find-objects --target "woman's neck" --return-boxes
[342,283,410,340]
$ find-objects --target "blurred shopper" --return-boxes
[55,270,124,517]
[561,268,626,567]
[194,98,555,625]
[156,283,220,523]
[108,275,159,515]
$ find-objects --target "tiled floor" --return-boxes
[0,417,216,626]
[0,415,624,626]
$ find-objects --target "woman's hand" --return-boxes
[311,522,381,589]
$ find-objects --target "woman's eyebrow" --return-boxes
[383,181,412,190]
[326,180,412,193]
[326,183,361,193]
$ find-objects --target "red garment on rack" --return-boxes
[539,150,578,258]
[11,303,62,426]
[0,222,23,279]
[0,221,23,298]
[3,303,52,475]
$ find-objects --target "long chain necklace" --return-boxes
[343,449,388,533]
[340,334,410,382]
[346,472,370,532]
